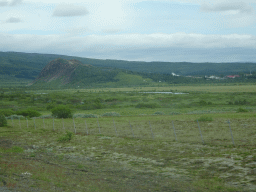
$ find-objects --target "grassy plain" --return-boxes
[55,84,256,93]
[0,84,256,191]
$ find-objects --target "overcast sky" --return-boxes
[1,0,256,62]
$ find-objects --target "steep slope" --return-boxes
[30,58,153,89]
[35,59,80,84]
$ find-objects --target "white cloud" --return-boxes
[64,26,90,35]
[199,1,256,28]
[52,3,89,17]
[1,32,255,50]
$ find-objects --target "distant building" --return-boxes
[226,75,240,79]
[172,73,180,76]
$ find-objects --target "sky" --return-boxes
[1,0,256,62]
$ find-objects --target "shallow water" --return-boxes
[140,92,188,94]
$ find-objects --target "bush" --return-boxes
[135,103,160,109]
[0,109,15,117]
[237,108,248,113]
[16,109,41,118]
[0,114,7,127]
[58,131,73,142]
[73,114,98,118]
[197,116,213,122]
[153,111,165,115]
[6,115,25,120]
[51,105,72,118]
[101,112,120,117]
[46,103,56,110]
[199,100,208,106]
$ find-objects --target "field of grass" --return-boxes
[49,84,256,93]
[0,84,256,191]
[0,112,256,191]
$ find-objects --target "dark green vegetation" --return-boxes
[16,109,41,118]
[1,51,256,88]
[0,114,7,127]
[57,131,73,142]
[51,105,72,119]
[1,87,256,117]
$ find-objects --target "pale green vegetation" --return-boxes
[0,85,256,191]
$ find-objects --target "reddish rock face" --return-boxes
[33,58,82,85]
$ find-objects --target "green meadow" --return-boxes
[0,85,256,191]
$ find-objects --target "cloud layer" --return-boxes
[0,0,256,62]
[201,2,254,14]
[1,33,256,62]
[5,17,22,23]
[0,0,22,6]
[52,4,89,17]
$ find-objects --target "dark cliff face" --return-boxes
[33,58,82,85]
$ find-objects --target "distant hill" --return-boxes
[1,51,256,77]
[1,51,256,87]
[30,58,154,88]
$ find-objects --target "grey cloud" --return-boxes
[52,4,89,17]
[200,2,254,14]
[102,29,121,34]
[1,33,256,63]
[0,0,22,6]
[5,17,22,23]
[10,0,23,6]
[0,0,8,6]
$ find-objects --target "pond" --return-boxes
[140,92,188,94]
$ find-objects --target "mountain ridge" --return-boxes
[1,51,256,87]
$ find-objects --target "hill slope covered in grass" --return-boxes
[30,58,155,89]
[1,51,256,82]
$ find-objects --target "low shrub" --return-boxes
[46,103,56,110]
[0,109,15,117]
[236,108,249,113]
[135,102,160,109]
[16,109,41,118]
[170,112,181,115]
[51,105,72,118]
[58,131,73,142]
[6,115,25,120]
[199,100,208,106]
[73,114,98,118]
[153,111,165,115]
[197,116,213,122]
[101,112,120,117]
[0,114,7,127]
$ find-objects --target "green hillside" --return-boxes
[1,51,256,88]
[1,51,256,79]
[30,59,157,89]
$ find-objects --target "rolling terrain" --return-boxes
[1,51,256,88]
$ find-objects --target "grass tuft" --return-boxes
[57,131,73,142]
[197,116,213,122]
